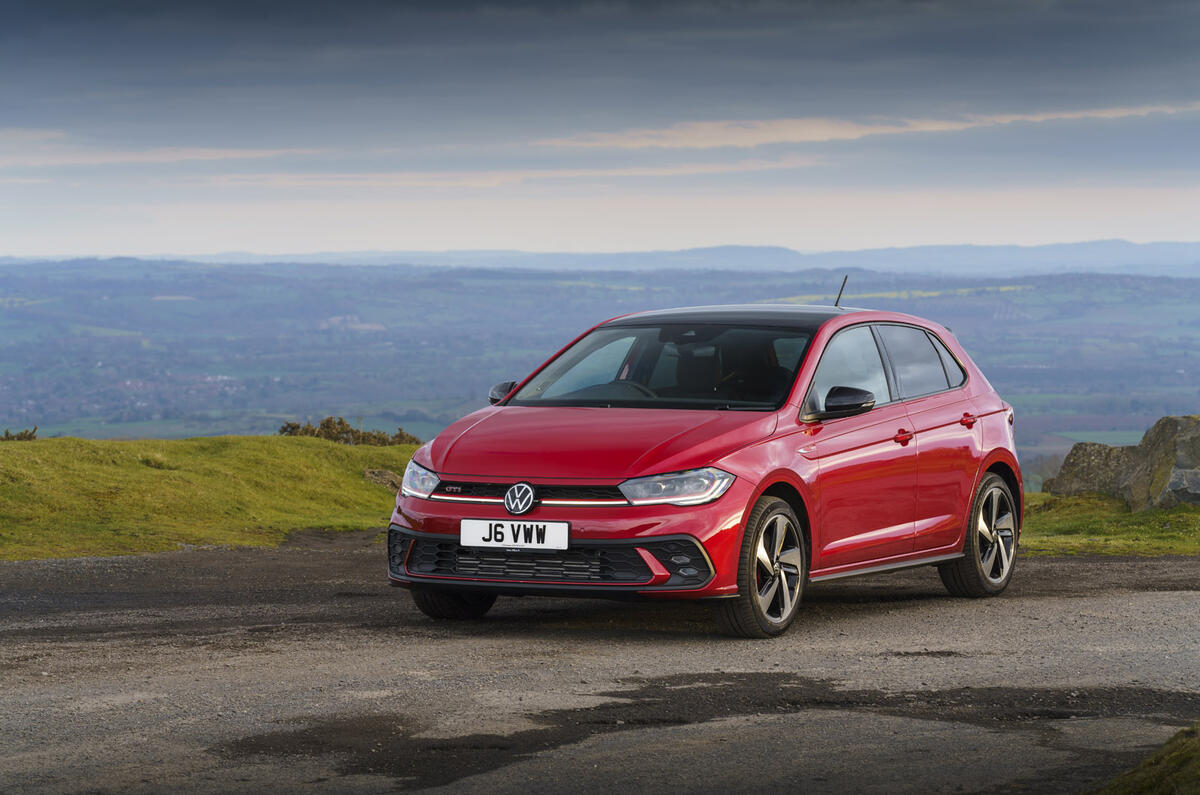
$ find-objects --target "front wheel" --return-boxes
[939,473,1017,597]
[715,496,807,638]
[410,588,497,620]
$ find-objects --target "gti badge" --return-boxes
[504,482,536,515]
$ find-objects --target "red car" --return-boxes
[389,305,1022,637]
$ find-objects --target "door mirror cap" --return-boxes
[488,380,518,405]
[801,386,876,422]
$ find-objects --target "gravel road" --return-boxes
[1,530,1197,794]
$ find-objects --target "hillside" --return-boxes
[1,260,1197,476]
[0,436,413,561]
[1,436,1196,561]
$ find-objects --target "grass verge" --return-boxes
[0,436,413,561]
[2,437,1197,560]
[1021,492,1200,556]
[1095,721,1200,794]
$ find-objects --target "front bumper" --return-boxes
[387,477,754,598]
[387,525,715,597]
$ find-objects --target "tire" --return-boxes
[939,473,1018,598]
[410,588,497,620]
[715,496,807,638]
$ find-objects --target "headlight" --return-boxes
[618,467,734,506]
[400,460,439,499]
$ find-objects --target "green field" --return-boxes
[1021,492,1200,556]
[3,261,1199,462]
[1,437,1196,560]
[0,436,413,560]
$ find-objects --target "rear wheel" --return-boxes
[410,588,497,620]
[715,496,806,638]
[939,473,1017,597]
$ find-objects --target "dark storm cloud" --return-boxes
[3,0,1198,149]
[1,0,1198,254]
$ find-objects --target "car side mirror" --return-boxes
[802,386,876,421]
[488,380,518,405]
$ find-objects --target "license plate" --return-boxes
[460,519,569,550]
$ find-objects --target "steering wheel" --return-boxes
[617,380,658,398]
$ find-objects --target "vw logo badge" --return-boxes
[504,482,536,516]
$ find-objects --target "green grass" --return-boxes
[1022,492,1200,556]
[1095,721,1200,794]
[0,436,414,560]
[2,436,1196,560]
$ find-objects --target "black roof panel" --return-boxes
[603,303,859,329]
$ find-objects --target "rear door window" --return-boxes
[877,324,950,399]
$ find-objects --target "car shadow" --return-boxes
[379,568,961,640]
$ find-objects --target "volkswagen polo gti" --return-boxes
[388,304,1022,637]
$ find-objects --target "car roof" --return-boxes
[602,303,862,329]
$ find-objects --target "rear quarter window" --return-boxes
[928,333,967,388]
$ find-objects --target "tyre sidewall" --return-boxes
[740,498,806,636]
[963,473,1016,594]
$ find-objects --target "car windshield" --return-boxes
[509,324,813,410]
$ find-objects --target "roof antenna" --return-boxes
[834,274,848,307]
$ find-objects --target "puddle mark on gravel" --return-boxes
[214,672,1200,790]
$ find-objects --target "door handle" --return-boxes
[959,413,977,428]
[893,429,914,445]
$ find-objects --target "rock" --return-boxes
[1041,442,1133,499]
[1044,415,1200,511]
[363,468,403,492]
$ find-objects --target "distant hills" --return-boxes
[4,239,1198,277]
[2,258,1197,458]
[148,239,1200,277]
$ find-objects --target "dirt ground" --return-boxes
[1,531,1197,793]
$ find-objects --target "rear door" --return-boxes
[803,324,918,570]
[875,324,982,553]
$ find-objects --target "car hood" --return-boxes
[424,405,778,480]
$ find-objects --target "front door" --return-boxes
[800,324,918,571]
[809,402,918,569]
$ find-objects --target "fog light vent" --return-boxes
[640,538,713,587]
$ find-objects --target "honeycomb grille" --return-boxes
[406,539,652,583]
[637,539,712,587]
[388,534,413,572]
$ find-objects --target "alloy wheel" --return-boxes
[977,486,1016,585]
[754,514,804,623]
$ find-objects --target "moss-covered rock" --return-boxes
[1046,415,1200,511]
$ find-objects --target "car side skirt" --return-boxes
[808,551,964,582]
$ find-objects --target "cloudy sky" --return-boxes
[2,0,1198,255]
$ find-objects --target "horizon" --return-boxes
[2,1,1198,256]
[6,237,1200,263]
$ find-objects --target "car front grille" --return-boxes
[431,481,627,505]
[407,539,652,583]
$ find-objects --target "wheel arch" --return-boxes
[978,451,1023,536]
[746,473,814,565]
